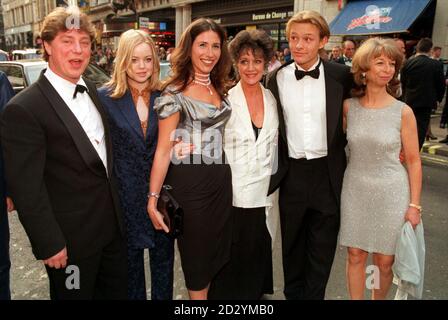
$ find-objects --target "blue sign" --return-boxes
[330,0,432,35]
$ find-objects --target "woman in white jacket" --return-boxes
[208,29,279,300]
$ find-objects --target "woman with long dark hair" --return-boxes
[147,18,233,300]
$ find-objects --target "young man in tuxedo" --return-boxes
[0,6,127,299]
[266,10,352,300]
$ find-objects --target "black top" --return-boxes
[252,121,262,141]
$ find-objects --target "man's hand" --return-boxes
[43,247,68,269]
[6,197,14,212]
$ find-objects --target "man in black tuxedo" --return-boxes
[336,39,355,67]
[266,10,352,300]
[401,38,445,149]
[0,71,14,300]
[0,6,127,299]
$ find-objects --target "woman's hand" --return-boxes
[172,137,195,160]
[404,206,421,229]
[6,197,14,212]
[147,197,169,233]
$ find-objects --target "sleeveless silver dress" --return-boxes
[339,98,410,255]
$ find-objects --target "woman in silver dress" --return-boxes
[339,38,422,300]
[147,18,233,300]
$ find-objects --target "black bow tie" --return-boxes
[295,60,321,80]
[73,84,88,99]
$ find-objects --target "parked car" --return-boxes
[159,61,171,81]
[0,49,8,61]
[11,49,41,61]
[0,59,110,94]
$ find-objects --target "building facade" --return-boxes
[294,0,448,59]
[2,0,35,50]
[0,0,446,58]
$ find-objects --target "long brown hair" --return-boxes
[162,18,232,99]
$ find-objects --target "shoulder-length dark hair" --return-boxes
[162,18,232,99]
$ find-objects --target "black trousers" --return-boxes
[127,231,174,300]
[208,207,273,300]
[279,157,340,300]
[45,234,127,300]
[412,107,432,149]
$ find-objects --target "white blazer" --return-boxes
[224,81,280,240]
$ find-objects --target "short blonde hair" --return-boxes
[106,29,161,99]
[40,6,95,62]
[286,10,330,39]
[351,37,403,98]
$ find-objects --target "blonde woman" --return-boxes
[98,29,174,300]
[339,38,422,299]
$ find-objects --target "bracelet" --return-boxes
[409,203,422,213]
[148,192,160,199]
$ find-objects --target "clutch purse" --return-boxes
[156,185,183,238]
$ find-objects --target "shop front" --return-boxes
[192,0,294,50]
[139,17,175,49]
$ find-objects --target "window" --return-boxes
[0,65,25,88]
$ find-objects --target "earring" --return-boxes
[361,72,367,85]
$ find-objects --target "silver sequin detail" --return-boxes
[339,98,410,255]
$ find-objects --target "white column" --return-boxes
[294,0,305,13]
[182,4,191,33]
[175,6,183,46]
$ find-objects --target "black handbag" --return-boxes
[156,185,183,238]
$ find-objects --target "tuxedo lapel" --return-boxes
[85,80,113,177]
[266,60,293,143]
[37,74,107,178]
[323,61,343,147]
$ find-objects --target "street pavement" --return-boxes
[7,110,448,300]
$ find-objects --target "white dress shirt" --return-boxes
[44,67,108,173]
[277,58,327,160]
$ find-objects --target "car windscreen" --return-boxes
[26,64,46,84]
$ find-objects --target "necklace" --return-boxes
[193,72,213,95]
